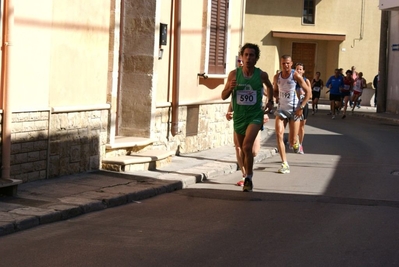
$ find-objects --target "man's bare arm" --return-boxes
[225,102,233,121]
[305,79,312,99]
[272,73,280,102]
[221,70,236,100]
[261,71,274,112]
[294,72,311,106]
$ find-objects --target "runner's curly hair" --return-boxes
[240,43,260,60]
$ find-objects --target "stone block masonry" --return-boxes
[152,103,234,154]
[49,110,108,179]
[10,111,50,182]
[0,109,108,182]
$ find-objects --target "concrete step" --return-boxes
[102,149,175,172]
[105,136,155,150]
[105,136,156,157]
[0,179,22,196]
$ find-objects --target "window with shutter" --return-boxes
[208,0,228,74]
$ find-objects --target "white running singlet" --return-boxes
[353,78,363,93]
[277,70,299,112]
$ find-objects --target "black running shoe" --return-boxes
[243,178,253,192]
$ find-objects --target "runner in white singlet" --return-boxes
[272,55,311,174]
[275,69,299,118]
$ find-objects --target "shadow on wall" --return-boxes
[261,31,276,46]
[198,77,224,90]
[0,110,107,183]
[245,0,323,16]
[361,88,376,106]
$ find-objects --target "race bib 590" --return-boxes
[236,90,257,105]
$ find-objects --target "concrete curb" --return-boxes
[352,112,399,125]
[0,179,182,237]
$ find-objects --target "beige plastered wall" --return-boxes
[244,0,381,93]
[10,0,51,110]
[49,0,110,107]
[10,0,110,110]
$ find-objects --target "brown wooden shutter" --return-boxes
[208,0,228,74]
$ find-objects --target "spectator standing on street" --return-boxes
[325,69,344,119]
[273,55,311,174]
[311,71,324,115]
[373,72,379,107]
[221,43,273,192]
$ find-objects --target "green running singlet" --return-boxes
[232,67,264,135]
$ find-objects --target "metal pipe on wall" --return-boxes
[109,0,122,143]
[1,0,14,181]
[171,0,181,137]
[351,0,365,48]
[165,0,174,139]
[239,0,246,48]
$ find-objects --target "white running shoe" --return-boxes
[278,162,290,174]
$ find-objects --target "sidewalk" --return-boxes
[0,107,397,237]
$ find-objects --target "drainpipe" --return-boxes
[1,0,14,182]
[351,0,365,48]
[236,0,246,66]
[109,0,122,143]
[171,0,181,136]
[239,0,246,48]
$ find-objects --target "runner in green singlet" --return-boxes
[221,43,273,192]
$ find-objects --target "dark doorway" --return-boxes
[292,42,316,80]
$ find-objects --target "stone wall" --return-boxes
[49,110,108,178]
[118,0,156,137]
[9,111,50,181]
[152,103,234,154]
[0,109,108,182]
[1,103,232,181]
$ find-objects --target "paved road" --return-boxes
[191,109,399,202]
[1,109,399,266]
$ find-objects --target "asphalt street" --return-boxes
[1,105,399,266]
